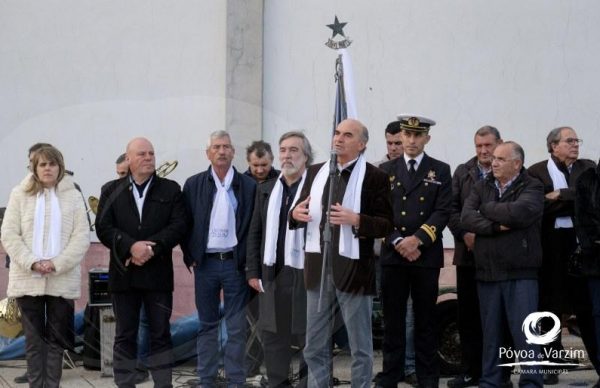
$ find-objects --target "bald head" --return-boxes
[126,137,156,183]
[333,119,369,164]
[126,137,151,153]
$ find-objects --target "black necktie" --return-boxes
[408,159,416,179]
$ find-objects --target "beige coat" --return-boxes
[1,175,90,299]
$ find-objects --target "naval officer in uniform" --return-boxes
[375,115,452,388]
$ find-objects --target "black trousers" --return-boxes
[17,295,74,388]
[567,276,599,373]
[456,265,483,379]
[246,288,264,376]
[539,228,599,372]
[112,289,173,388]
[379,266,440,388]
[262,269,307,388]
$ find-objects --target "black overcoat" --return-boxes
[96,175,189,292]
[246,178,306,334]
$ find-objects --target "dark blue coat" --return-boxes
[379,154,452,268]
[182,166,256,270]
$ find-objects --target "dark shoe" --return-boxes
[447,374,479,388]
[14,372,28,384]
[543,373,559,385]
[374,374,398,388]
[133,369,149,384]
[501,380,513,388]
[373,371,397,388]
[418,378,440,388]
[404,373,418,386]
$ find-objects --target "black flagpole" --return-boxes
[322,17,351,387]
[318,55,347,313]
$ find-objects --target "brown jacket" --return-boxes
[291,161,393,295]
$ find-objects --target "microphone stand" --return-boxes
[319,150,337,388]
[318,149,337,313]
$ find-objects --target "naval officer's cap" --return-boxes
[397,114,436,133]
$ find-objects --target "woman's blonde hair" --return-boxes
[26,145,66,195]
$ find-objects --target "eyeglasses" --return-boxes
[560,138,583,145]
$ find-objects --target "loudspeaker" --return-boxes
[89,268,111,306]
[82,304,101,370]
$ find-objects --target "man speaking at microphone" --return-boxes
[96,137,188,388]
[291,119,393,388]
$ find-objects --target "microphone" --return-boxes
[329,149,337,175]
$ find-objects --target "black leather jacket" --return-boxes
[574,162,600,276]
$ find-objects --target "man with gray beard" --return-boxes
[246,131,313,387]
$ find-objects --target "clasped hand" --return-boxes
[395,236,422,262]
[32,260,55,275]
[128,241,156,266]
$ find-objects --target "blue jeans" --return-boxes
[478,280,542,388]
[194,258,248,386]
[304,274,373,388]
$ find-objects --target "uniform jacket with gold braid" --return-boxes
[379,153,452,268]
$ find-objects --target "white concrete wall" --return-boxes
[3,0,600,239]
[263,0,600,169]
[0,0,244,207]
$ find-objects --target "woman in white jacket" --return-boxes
[1,145,90,388]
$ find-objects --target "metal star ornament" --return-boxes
[327,16,347,38]
[325,16,352,50]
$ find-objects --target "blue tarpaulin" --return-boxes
[0,311,203,362]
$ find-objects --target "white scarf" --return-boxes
[32,188,62,273]
[547,158,573,228]
[263,171,306,269]
[207,166,238,250]
[305,154,366,259]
